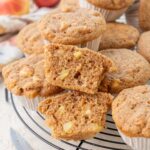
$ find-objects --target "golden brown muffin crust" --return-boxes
[99,23,140,50]
[45,44,115,94]
[112,85,150,138]
[38,91,113,140]
[0,64,4,72]
[38,8,106,45]
[59,0,79,12]
[139,0,150,31]
[0,25,6,35]
[100,49,150,93]
[87,0,134,10]
[138,31,150,62]
[2,54,62,99]
[17,22,44,55]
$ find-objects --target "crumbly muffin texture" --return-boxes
[138,31,150,62]
[0,25,6,35]
[99,49,150,93]
[17,22,44,55]
[87,0,134,10]
[112,85,150,138]
[38,8,106,45]
[38,91,113,140]
[139,0,150,31]
[45,44,115,94]
[2,54,62,99]
[99,23,139,50]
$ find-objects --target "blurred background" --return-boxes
[0,0,61,40]
[0,0,63,72]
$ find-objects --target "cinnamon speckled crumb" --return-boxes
[38,91,113,140]
[45,44,115,94]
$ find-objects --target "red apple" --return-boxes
[0,0,30,16]
[35,0,60,7]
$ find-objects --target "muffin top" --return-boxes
[138,31,150,62]
[17,22,44,55]
[59,0,79,12]
[99,23,140,50]
[38,8,106,45]
[87,0,134,10]
[38,91,113,140]
[99,49,150,93]
[2,54,62,99]
[112,85,150,138]
[139,0,150,31]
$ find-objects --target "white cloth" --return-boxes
[0,83,56,150]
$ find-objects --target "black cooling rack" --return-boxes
[5,89,131,150]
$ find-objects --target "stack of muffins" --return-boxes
[2,0,150,149]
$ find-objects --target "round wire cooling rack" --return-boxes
[5,89,132,150]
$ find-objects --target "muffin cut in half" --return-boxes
[38,91,113,140]
[45,44,116,94]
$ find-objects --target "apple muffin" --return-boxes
[59,0,79,12]
[99,23,140,50]
[112,85,150,150]
[38,8,106,51]
[45,44,115,94]
[2,54,62,110]
[79,0,134,22]
[38,91,113,140]
[137,31,150,62]
[17,22,44,55]
[139,0,150,31]
[99,49,150,93]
